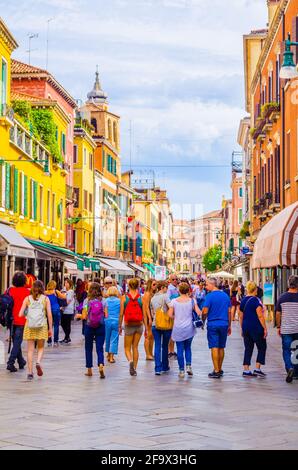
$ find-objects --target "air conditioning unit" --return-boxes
[95,248,102,254]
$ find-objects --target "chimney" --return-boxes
[267,0,280,27]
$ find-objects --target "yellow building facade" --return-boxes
[0,18,70,287]
[73,120,96,255]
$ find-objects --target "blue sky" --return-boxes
[2,0,268,218]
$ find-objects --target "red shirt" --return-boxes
[9,287,30,326]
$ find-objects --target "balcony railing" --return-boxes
[0,103,14,121]
[9,119,50,171]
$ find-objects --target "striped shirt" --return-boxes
[276,293,298,335]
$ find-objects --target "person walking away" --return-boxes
[19,280,52,380]
[75,279,87,336]
[45,280,66,347]
[276,275,298,383]
[143,279,157,361]
[60,279,75,344]
[239,281,267,378]
[104,286,121,363]
[102,277,113,298]
[230,280,240,321]
[167,274,180,359]
[168,282,201,378]
[202,278,232,379]
[6,271,30,372]
[151,281,173,375]
[75,282,106,378]
[119,278,145,376]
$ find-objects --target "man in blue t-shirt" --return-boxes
[202,277,232,379]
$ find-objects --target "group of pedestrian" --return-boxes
[2,270,298,384]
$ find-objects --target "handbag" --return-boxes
[155,298,174,330]
[192,299,204,329]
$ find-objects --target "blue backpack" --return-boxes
[0,288,14,329]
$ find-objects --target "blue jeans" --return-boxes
[176,337,193,371]
[52,310,61,343]
[84,324,105,368]
[281,333,298,375]
[152,327,172,373]
[7,325,26,367]
[105,319,119,355]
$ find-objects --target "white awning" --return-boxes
[64,261,78,275]
[99,258,134,275]
[252,202,298,269]
[128,262,146,274]
[208,271,234,279]
[0,223,35,258]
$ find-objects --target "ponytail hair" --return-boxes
[31,280,45,300]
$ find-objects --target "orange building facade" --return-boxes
[250,0,298,235]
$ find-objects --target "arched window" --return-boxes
[183,251,188,258]
[91,118,97,133]
[108,119,112,141]
[113,121,118,146]
[184,264,188,271]
[176,251,181,258]
[176,263,181,272]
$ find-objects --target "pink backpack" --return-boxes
[87,299,104,328]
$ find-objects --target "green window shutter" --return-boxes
[14,168,18,213]
[24,175,28,216]
[33,181,38,220]
[5,163,10,210]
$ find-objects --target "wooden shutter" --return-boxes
[24,175,28,217]
[292,16,298,65]
[5,163,10,210]
[33,181,38,220]
[14,168,18,213]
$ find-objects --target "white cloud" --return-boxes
[1,0,268,214]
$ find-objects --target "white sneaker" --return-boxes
[179,370,185,378]
[186,365,193,376]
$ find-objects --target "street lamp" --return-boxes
[280,33,298,79]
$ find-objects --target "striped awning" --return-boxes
[252,202,298,269]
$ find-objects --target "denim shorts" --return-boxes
[207,325,229,349]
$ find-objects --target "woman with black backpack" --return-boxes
[119,278,145,377]
[75,282,106,378]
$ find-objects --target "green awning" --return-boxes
[90,259,100,272]
[143,263,155,275]
[76,259,85,271]
[27,239,76,258]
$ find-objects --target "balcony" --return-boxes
[251,103,281,142]
[74,117,94,135]
[9,119,50,172]
[0,103,14,128]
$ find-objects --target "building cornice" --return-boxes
[251,0,289,94]
[74,128,97,149]
[0,18,18,52]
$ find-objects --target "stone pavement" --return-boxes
[0,321,298,450]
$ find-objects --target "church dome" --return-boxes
[87,67,108,104]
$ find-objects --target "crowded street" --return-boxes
[1,0,298,456]
[0,320,297,451]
